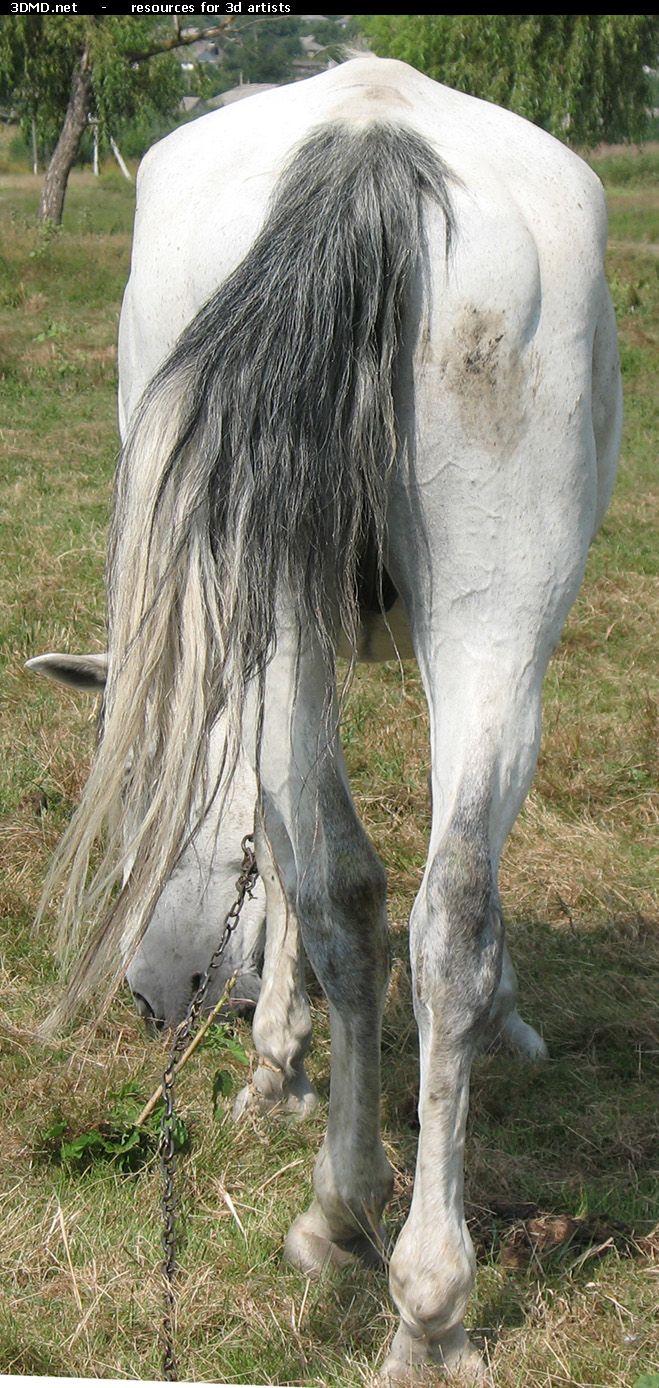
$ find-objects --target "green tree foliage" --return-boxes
[358,15,659,145]
[188,15,353,102]
[219,16,304,87]
[308,15,354,65]
[0,16,80,151]
[188,16,307,100]
[0,15,228,222]
[0,16,182,153]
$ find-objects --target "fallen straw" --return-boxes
[134,972,239,1128]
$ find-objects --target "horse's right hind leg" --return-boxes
[233,803,317,1119]
[481,942,548,1060]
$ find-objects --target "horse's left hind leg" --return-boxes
[251,627,394,1275]
[281,760,394,1274]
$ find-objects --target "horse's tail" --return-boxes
[41,120,455,1033]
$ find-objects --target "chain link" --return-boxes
[159,833,259,1381]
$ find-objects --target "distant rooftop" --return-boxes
[207,84,278,109]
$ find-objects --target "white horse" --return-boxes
[33,55,621,1383]
[28,653,544,1108]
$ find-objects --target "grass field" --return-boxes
[0,133,657,1388]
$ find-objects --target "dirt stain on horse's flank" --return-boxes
[441,305,530,457]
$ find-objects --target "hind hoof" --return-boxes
[233,1063,318,1121]
[376,1322,487,1385]
[284,1201,387,1277]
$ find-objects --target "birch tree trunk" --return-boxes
[39,44,93,225]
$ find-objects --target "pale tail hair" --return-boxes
[40,121,455,1034]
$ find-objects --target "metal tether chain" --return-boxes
[159,832,258,1381]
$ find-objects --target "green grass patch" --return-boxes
[589,148,659,188]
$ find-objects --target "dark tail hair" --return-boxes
[40,120,455,1033]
